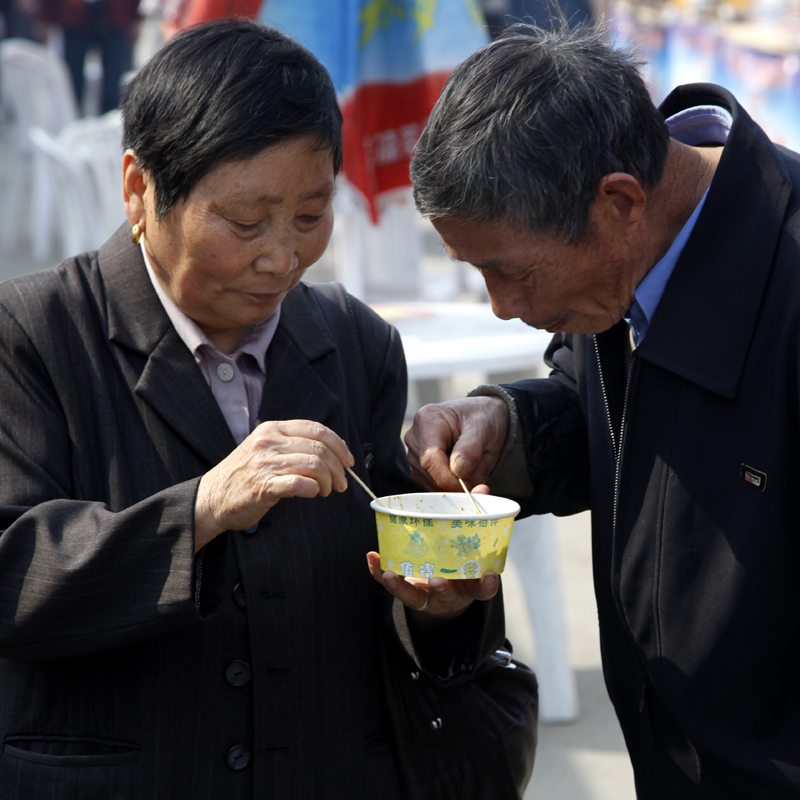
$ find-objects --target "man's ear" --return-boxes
[123,149,148,229]
[594,172,647,232]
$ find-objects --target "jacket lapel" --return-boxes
[99,225,235,467]
[258,285,340,426]
[639,84,791,399]
[99,230,342,459]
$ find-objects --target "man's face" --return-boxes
[432,215,638,335]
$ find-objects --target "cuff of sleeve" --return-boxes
[466,384,533,497]
[392,596,485,681]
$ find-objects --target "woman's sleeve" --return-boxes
[0,302,201,661]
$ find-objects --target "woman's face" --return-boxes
[126,135,335,353]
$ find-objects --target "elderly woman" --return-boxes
[0,19,505,799]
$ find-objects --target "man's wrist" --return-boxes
[467,384,533,496]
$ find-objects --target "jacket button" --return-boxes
[233,582,246,609]
[241,524,258,535]
[227,744,251,770]
[225,660,252,687]
[364,452,375,471]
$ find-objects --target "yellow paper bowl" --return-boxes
[371,493,521,580]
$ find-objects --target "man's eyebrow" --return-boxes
[442,249,500,271]
[465,257,503,272]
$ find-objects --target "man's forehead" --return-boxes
[431,215,543,268]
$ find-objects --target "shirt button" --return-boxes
[217,362,235,382]
[227,744,251,770]
[233,582,247,609]
[225,660,252,687]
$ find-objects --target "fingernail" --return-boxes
[429,578,447,591]
[453,455,474,477]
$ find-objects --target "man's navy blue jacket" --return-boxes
[503,83,800,798]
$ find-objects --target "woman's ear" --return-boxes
[123,150,148,228]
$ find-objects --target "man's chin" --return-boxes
[535,315,616,336]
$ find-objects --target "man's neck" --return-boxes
[640,138,723,277]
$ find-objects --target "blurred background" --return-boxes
[2,0,796,795]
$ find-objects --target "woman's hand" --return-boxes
[194,420,353,551]
[366,550,500,629]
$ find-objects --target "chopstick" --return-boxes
[346,466,378,501]
[458,477,483,514]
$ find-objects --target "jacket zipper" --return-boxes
[595,335,648,712]
[594,335,636,534]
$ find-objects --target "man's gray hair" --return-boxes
[411,22,670,242]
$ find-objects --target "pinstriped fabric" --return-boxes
[0,224,419,799]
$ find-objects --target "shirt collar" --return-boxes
[624,105,732,345]
[140,240,280,371]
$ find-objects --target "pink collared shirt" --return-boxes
[141,242,280,445]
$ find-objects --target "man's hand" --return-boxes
[194,420,353,551]
[404,396,508,491]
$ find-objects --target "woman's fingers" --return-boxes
[249,420,353,494]
[195,420,354,550]
[366,551,500,622]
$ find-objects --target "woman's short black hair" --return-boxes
[121,18,342,220]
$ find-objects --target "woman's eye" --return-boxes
[234,221,260,232]
[298,215,322,225]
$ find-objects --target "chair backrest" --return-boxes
[0,38,78,138]
[59,110,125,241]
[28,125,100,257]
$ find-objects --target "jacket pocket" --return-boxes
[0,735,140,800]
[3,735,140,766]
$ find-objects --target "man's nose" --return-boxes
[483,271,528,321]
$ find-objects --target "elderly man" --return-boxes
[405,21,800,800]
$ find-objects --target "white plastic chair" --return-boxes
[27,126,99,258]
[328,182,423,302]
[26,110,124,260]
[508,514,579,723]
[58,110,125,244]
[0,38,78,258]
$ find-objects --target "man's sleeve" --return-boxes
[478,332,591,517]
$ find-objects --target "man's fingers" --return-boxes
[417,445,462,491]
[405,397,509,490]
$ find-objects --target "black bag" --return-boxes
[312,282,538,799]
[380,624,537,800]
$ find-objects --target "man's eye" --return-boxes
[235,221,260,232]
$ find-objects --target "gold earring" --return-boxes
[131,223,142,244]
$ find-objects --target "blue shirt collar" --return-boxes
[624,105,732,345]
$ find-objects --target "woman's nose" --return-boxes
[252,237,299,276]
